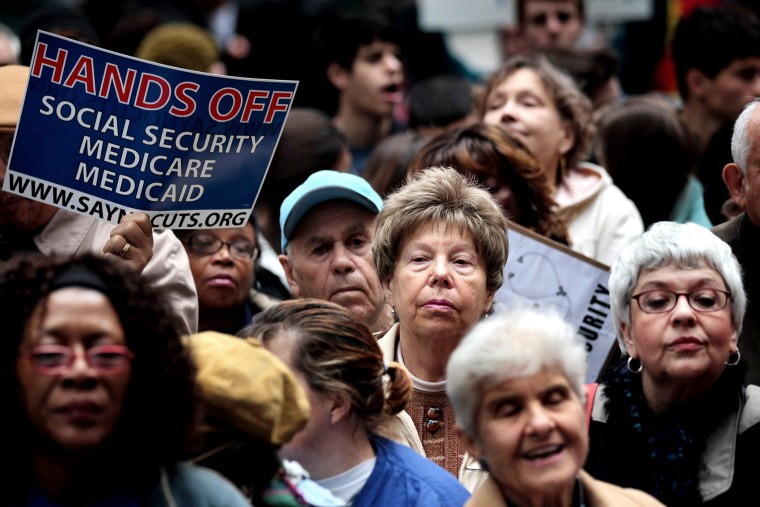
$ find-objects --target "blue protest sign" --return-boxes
[2,31,297,229]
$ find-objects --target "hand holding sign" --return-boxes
[103,212,154,273]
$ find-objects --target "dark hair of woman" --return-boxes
[0,253,200,497]
[595,95,691,228]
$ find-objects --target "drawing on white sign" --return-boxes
[494,222,618,382]
[505,252,573,320]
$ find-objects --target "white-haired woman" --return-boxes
[585,221,760,506]
[447,306,663,506]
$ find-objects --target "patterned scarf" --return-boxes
[599,358,744,506]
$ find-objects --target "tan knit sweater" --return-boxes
[406,389,463,477]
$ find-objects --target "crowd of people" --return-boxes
[3,0,760,506]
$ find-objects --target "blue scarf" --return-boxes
[599,358,744,506]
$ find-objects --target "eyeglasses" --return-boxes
[25,344,135,375]
[185,233,259,262]
[631,289,731,314]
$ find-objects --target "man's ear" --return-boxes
[326,62,350,91]
[723,162,748,208]
[278,254,301,298]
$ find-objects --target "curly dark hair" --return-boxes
[0,253,199,495]
[672,5,760,102]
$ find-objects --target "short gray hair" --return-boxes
[446,305,587,439]
[373,166,509,294]
[731,98,760,174]
[609,221,745,354]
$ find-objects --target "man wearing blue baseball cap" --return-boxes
[279,170,394,336]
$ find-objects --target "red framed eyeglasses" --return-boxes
[25,344,135,375]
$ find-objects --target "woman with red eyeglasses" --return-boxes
[0,253,250,506]
[585,222,760,506]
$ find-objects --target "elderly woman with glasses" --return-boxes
[0,253,250,506]
[584,221,760,506]
[174,216,281,334]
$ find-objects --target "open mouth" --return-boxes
[384,83,400,94]
[523,444,563,460]
[382,83,404,102]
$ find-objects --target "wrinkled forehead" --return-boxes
[398,220,477,255]
[291,200,377,240]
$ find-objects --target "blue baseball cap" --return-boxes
[280,170,384,251]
